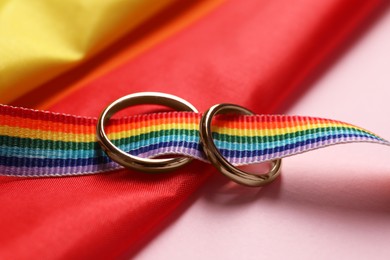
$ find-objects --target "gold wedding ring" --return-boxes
[199,103,282,187]
[96,92,198,173]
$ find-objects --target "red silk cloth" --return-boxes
[0,0,386,258]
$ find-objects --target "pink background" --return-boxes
[135,8,390,260]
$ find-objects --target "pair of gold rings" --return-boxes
[96,92,281,187]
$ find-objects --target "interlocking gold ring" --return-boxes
[199,103,282,187]
[96,92,198,173]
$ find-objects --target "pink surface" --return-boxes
[135,8,390,260]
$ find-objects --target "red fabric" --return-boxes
[0,0,385,258]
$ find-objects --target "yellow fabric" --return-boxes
[0,0,176,103]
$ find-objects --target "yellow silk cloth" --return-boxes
[0,0,176,103]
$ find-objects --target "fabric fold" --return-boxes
[0,0,177,103]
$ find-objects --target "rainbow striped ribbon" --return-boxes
[0,104,389,177]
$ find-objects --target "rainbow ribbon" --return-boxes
[0,104,389,177]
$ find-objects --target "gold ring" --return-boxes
[96,92,198,173]
[199,103,282,187]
